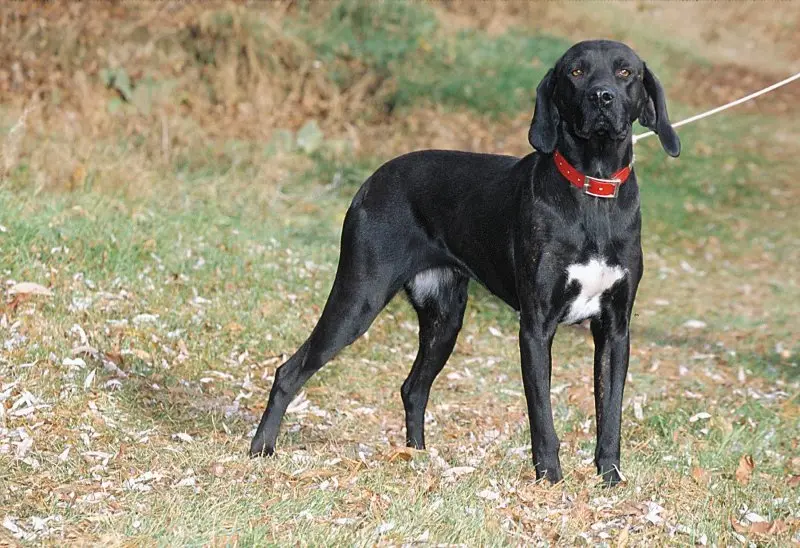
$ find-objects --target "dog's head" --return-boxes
[529,40,680,157]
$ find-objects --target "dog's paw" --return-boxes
[597,462,626,487]
[249,437,275,458]
[534,461,564,484]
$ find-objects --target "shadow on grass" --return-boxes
[112,362,358,456]
[736,348,799,383]
[114,373,255,434]
[637,325,799,383]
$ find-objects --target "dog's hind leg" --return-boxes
[401,268,469,449]
[250,205,404,457]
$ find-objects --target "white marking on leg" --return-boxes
[563,258,626,324]
[410,268,452,303]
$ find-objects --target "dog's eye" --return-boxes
[617,68,631,78]
[571,68,584,77]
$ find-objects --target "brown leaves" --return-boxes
[209,462,225,478]
[735,454,755,485]
[615,527,629,548]
[789,456,800,474]
[70,163,87,189]
[225,321,244,334]
[730,516,787,536]
[442,466,476,481]
[690,467,711,486]
[104,351,124,367]
[384,446,416,463]
[8,282,53,297]
[6,282,53,313]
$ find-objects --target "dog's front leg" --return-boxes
[590,304,631,486]
[519,316,562,483]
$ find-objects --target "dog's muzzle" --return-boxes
[578,100,629,140]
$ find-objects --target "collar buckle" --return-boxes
[584,176,621,198]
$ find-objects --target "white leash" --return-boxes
[632,70,800,144]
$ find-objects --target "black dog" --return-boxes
[251,40,680,485]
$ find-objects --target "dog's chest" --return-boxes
[562,257,626,324]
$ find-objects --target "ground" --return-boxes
[1,2,799,545]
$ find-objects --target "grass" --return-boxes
[2,1,800,545]
[301,0,569,116]
[2,120,798,543]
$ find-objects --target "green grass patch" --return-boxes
[299,0,569,117]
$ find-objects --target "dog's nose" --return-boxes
[589,87,615,106]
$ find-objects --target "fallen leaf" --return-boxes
[173,477,196,488]
[731,517,786,536]
[691,467,711,486]
[209,462,225,477]
[641,501,664,525]
[15,437,33,458]
[8,282,53,297]
[443,466,475,479]
[683,319,707,329]
[172,432,193,443]
[615,526,629,548]
[104,351,124,366]
[633,397,644,421]
[286,392,309,414]
[131,349,151,361]
[62,357,86,368]
[386,446,415,462]
[83,368,96,390]
[735,454,755,485]
[787,474,800,487]
[132,313,159,326]
[476,488,500,501]
[72,345,99,358]
[741,510,767,524]
[225,322,244,333]
[689,411,712,423]
[2,516,23,536]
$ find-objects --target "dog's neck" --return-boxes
[557,129,634,179]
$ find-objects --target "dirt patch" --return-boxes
[435,1,800,75]
[349,105,532,159]
[675,63,800,115]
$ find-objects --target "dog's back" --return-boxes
[349,149,535,307]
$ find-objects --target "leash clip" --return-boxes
[584,176,621,198]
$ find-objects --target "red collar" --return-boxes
[553,150,633,198]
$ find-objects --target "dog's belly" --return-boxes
[562,257,627,324]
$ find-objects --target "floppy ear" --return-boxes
[528,69,559,154]
[639,63,681,157]
[638,96,657,129]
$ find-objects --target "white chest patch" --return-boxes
[562,258,626,324]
